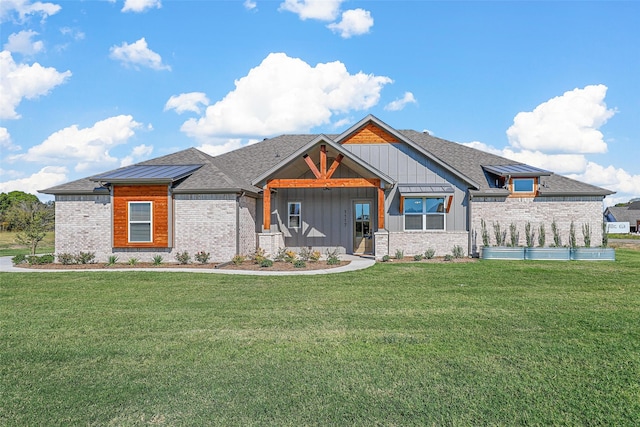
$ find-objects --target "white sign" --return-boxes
[606,222,630,233]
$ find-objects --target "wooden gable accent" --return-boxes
[341,123,399,144]
[113,185,170,248]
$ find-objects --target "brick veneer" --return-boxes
[388,231,469,258]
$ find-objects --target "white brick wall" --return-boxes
[470,196,605,255]
[388,231,469,258]
[55,195,112,260]
[238,195,257,256]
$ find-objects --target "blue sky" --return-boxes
[1,0,638,205]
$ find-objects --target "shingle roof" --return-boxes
[605,205,640,223]
[41,119,614,198]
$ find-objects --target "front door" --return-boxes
[353,201,373,254]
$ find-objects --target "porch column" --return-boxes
[377,186,385,230]
[263,184,271,231]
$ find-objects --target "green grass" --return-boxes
[0,231,54,256]
[2,250,639,426]
[610,233,640,240]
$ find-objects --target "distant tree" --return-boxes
[0,191,41,230]
[7,201,54,255]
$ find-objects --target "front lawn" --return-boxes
[1,250,639,426]
[0,231,54,256]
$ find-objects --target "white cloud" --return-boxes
[327,8,373,38]
[0,50,72,120]
[0,0,61,24]
[384,91,417,112]
[109,38,171,71]
[120,144,153,167]
[15,115,142,172]
[568,162,640,198]
[164,92,210,114]
[279,0,343,21]
[60,27,85,41]
[500,149,588,175]
[4,30,44,56]
[180,52,392,142]
[0,166,68,198]
[197,139,247,157]
[507,84,615,154]
[0,127,21,151]
[122,0,161,13]
[461,141,504,156]
[244,0,257,11]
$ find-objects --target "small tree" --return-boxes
[525,222,535,248]
[508,223,519,247]
[569,221,577,248]
[492,222,506,247]
[582,223,591,248]
[551,220,562,247]
[8,201,54,255]
[480,219,490,247]
[538,224,546,247]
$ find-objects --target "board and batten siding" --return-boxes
[343,143,469,232]
[112,185,170,248]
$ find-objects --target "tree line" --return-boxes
[0,191,54,254]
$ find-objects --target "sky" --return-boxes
[1,0,638,206]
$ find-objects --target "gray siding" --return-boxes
[343,143,469,232]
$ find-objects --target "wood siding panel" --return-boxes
[342,123,400,144]
[113,185,170,248]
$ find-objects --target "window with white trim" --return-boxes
[129,202,152,242]
[404,197,445,230]
[288,202,301,229]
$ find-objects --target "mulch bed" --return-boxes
[17,260,350,271]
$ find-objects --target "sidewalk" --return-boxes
[0,254,375,276]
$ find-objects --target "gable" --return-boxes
[341,123,399,145]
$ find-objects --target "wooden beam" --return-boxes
[303,154,321,179]
[268,178,380,189]
[263,185,271,231]
[325,154,343,179]
[378,187,385,230]
[446,195,454,213]
[320,145,327,179]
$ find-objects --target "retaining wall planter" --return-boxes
[525,247,571,261]
[480,247,525,260]
[570,247,615,261]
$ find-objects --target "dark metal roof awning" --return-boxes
[483,164,552,177]
[90,164,203,183]
[398,183,454,196]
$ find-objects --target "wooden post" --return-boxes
[320,145,327,178]
[377,186,385,230]
[263,184,271,231]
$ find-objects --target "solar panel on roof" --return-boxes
[91,164,202,182]
[482,164,551,177]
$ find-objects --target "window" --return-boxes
[288,202,301,229]
[404,197,445,230]
[129,202,152,242]
[512,178,535,193]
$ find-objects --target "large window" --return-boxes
[288,202,301,229]
[404,197,445,230]
[129,202,152,242]
[513,178,535,193]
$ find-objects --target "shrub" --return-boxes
[57,252,76,265]
[582,223,591,248]
[569,221,577,248]
[525,222,535,248]
[538,224,546,247]
[106,255,118,266]
[128,257,139,266]
[424,248,436,259]
[273,247,287,262]
[175,251,191,265]
[293,259,306,268]
[11,254,26,265]
[395,249,404,260]
[444,254,453,261]
[253,247,267,264]
[232,255,245,265]
[452,245,465,259]
[27,254,54,265]
[259,258,273,268]
[480,219,490,247]
[602,222,608,248]
[381,254,390,262]
[551,220,562,247]
[284,250,297,263]
[309,250,321,262]
[508,223,519,247]
[75,251,96,264]
[298,247,312,261]
[325,248,340,265]
[493,222,506,246]
[195,251,210,264]
[152,255,164,266]
[413,254,423,261]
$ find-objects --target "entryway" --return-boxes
[353,201,373,254]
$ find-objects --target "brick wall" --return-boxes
[470,196,605,255]
[55,195,112,260]
[238,195,257,256]
[388,231,469,257]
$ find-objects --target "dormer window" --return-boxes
[512,178,535,193]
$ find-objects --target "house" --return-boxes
[605,200,640,233]
[41,115,614,262]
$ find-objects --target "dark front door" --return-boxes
[353,201,373,254]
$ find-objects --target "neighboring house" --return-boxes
[41,115,614,262]
[605,201,640,233]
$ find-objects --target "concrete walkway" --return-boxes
[0,254,375,276]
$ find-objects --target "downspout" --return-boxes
[468,191,473,257]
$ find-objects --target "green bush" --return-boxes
[395,249,404,260]
[195,251,210,264]
[27,254,54,265]
[424,248,435,259]
[175,251,191,265]
[128,257,139,266]
[381,254,390,262]
[152,255,164,265]
[325,248,341,265]
[232,255,245,265]
[452,245,464,259]
[57,252,76,265]
[11,254,26,265]
[106,255,118,266]
[259,258,273,268]
[413,254,423,261]
[293,259,306,268]
[75,251,96,264]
